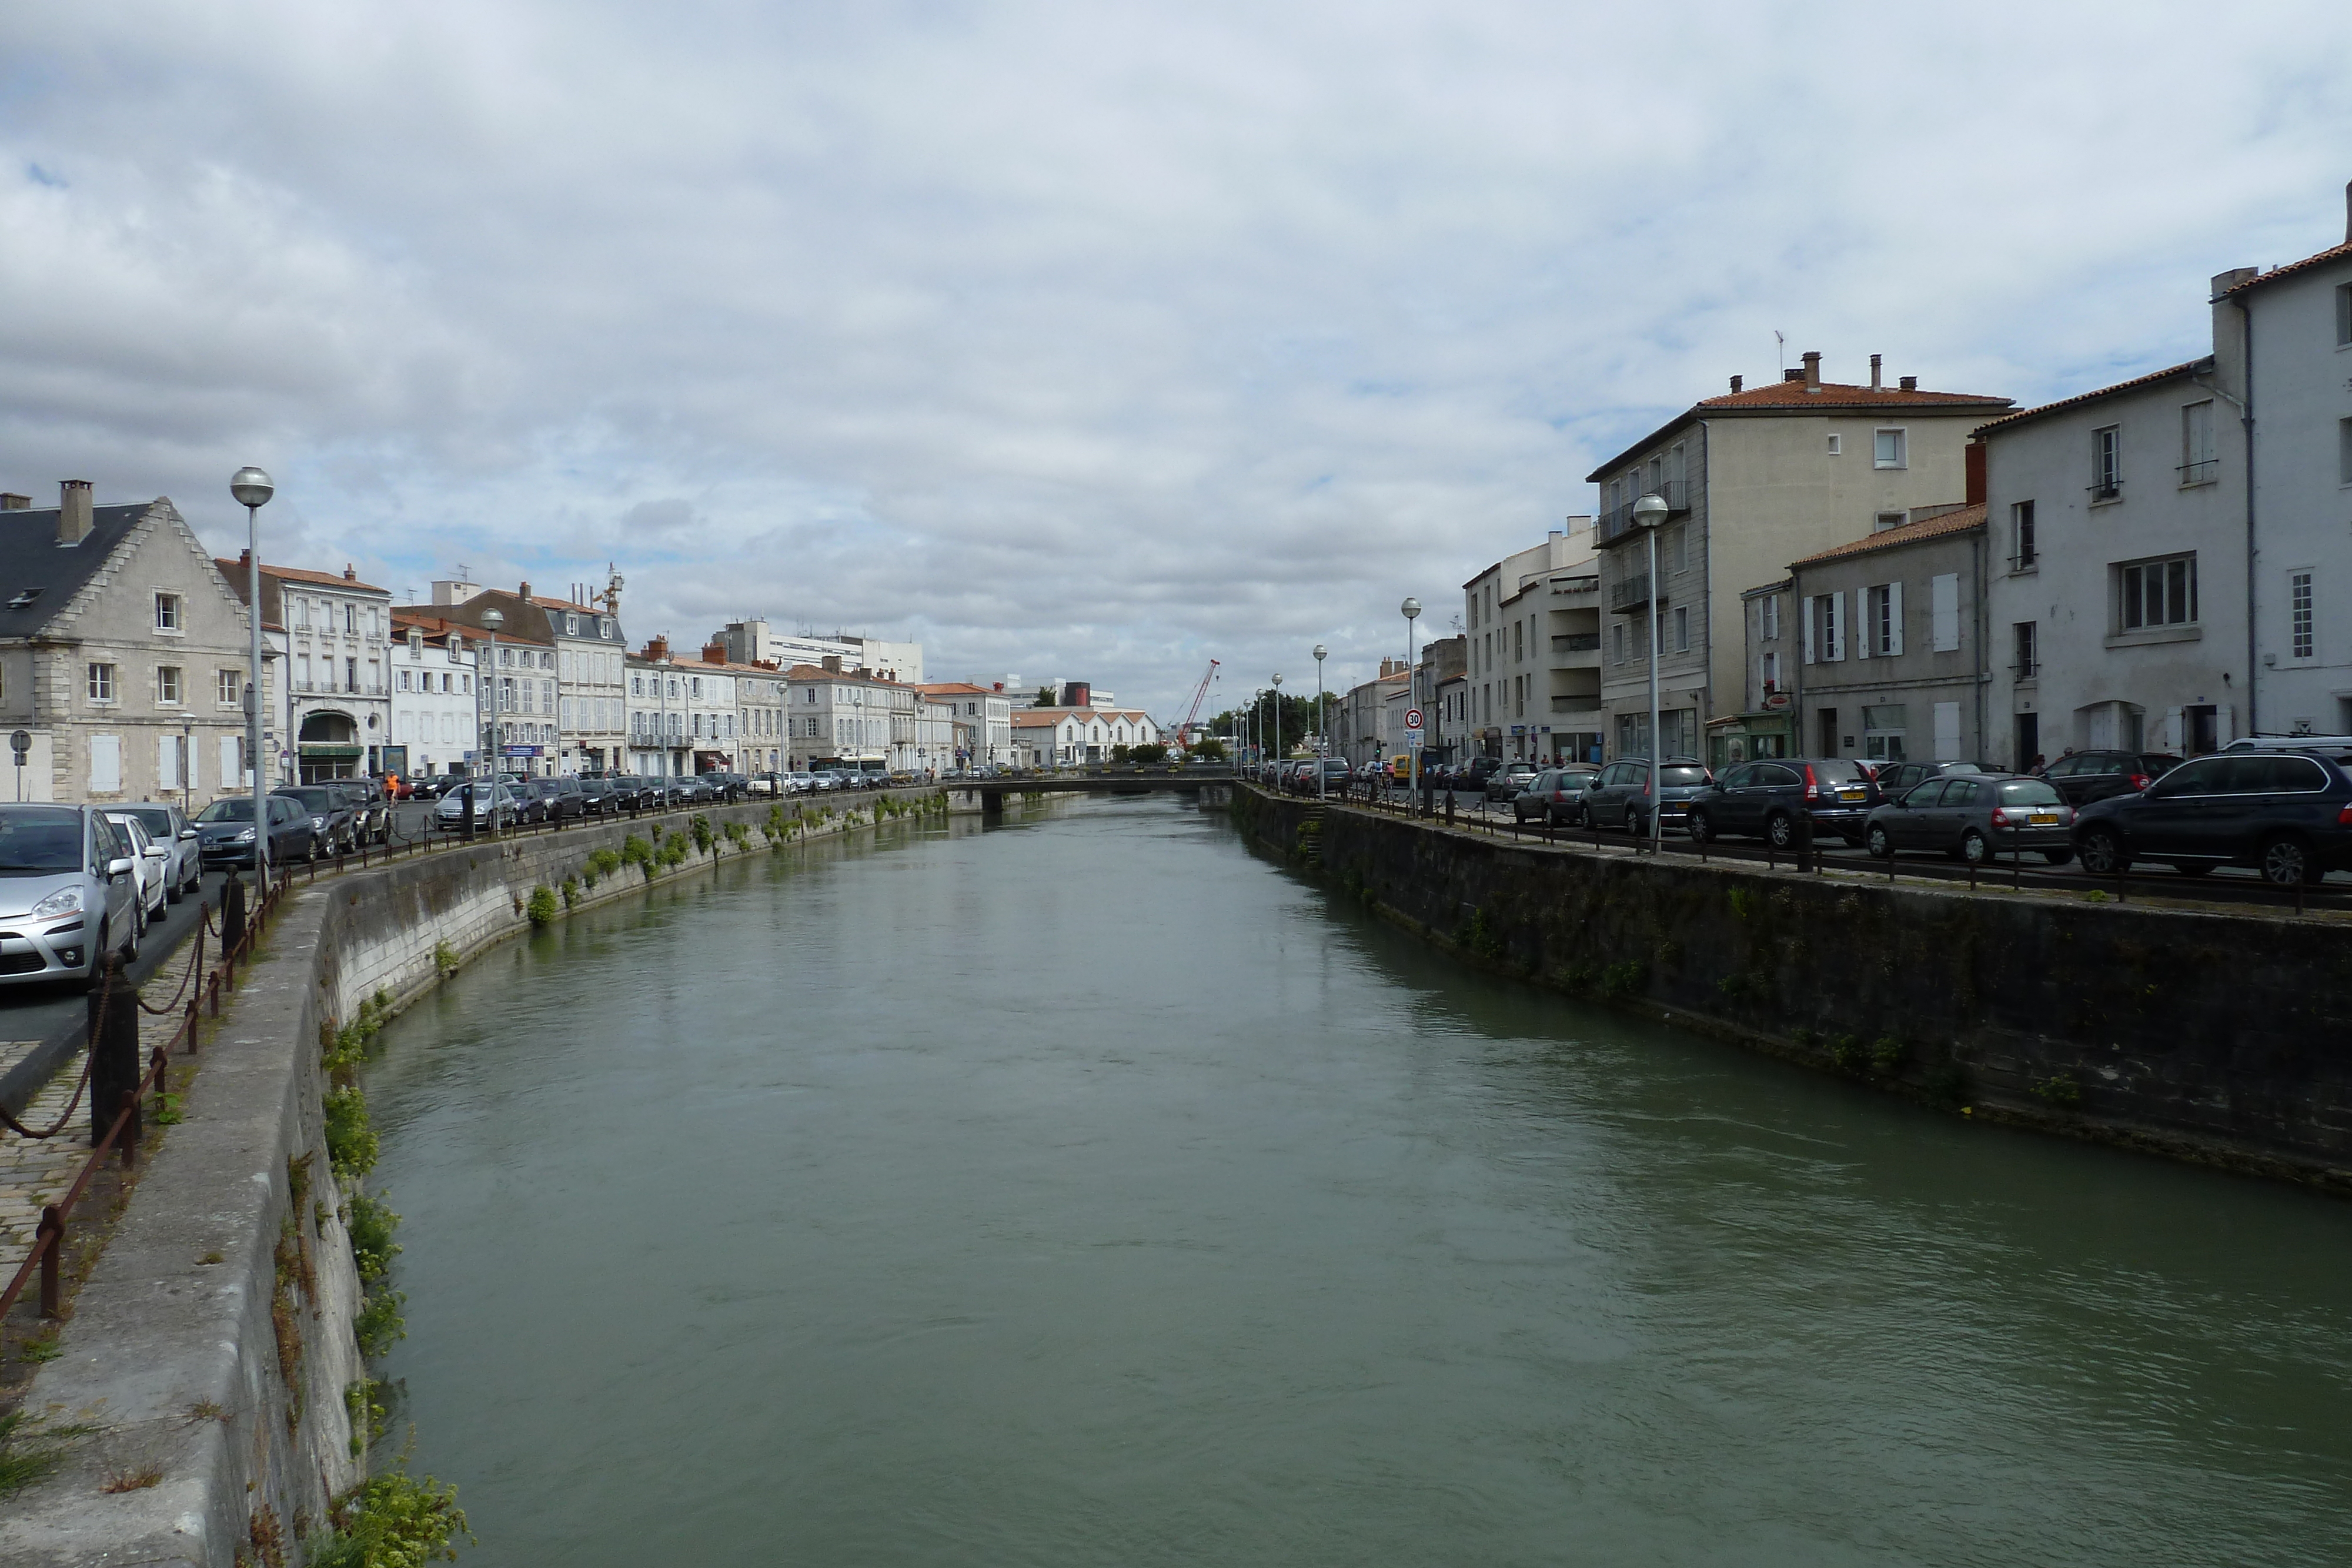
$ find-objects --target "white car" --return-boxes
[102,812,171,935]
[120,803,203,902]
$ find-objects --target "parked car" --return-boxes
[273,787,359,857]
[1869,760,1984,799]
[0,804,143,987]
[698,771,749,803]
[116,803,203,902]
[338,777,393,844]
[1482,761,1541,803]
[1512,765,1602,825]
[522,776,589,824]
[2072,746,2352,885]
[100,812,170,934]
[1581,757,1713,834]
[195,794,318,868]
[435,781,520,831]
[576,777,623,818]
[1864,773,2076,864]
[1683,758,1883,848]
[2039,750,2183,808]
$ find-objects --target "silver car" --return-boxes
[118,803,204,902]
[435,781,519,831]
[0,804,141,988]
[101,812,171,935]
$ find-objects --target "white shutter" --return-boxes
[1933,701,1962,761]
[1930,573,1960,652]
[2216,706,2234,747]
[220,735,241,790]
[157,734,180,791]
[186,733,200,790]
[89,734,121,793]
[1803,596,1817,665]
[1855,591,1871,660]
[1887,581,1906,657]
[2163,707,2183,751]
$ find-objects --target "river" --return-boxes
[367,794,2352,1566]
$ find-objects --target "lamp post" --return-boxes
[471,608,504,836]
[1270,674,1283,776]
[1631,492,1669,854]
[1401,596,1421,813]
[1312,644,1328,801]
[230,467,273,887]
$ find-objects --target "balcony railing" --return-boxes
[1549,695,1602,713]
[2088,477,2122,502]
[1596,481,1690,544]
[1551,632,1601,652]
[1609,573,1665,614]
[2177,459,2220,486]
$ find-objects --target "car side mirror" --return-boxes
[179,827,199,840]
[108,857,135,879]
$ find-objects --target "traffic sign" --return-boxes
[8,730,28,760]
[1404,708,1424,731]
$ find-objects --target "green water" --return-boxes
[367,795,2352,1564]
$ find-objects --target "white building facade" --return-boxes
[388,616,479,780]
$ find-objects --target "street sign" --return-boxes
[503,745,543,758]
[1408,730,1425,750]
[1404,708,1424,730]
[8,730,27,760]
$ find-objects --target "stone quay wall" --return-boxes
[1233,787,2352,1192]
[1,792,943,1567]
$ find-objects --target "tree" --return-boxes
[1110,744,1132,763]
[1129,743,1170,765]
[1188,737,1227,761]
[1034,686,1057,707]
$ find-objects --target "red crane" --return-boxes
[1174,659,1220,752]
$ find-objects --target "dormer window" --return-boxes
[5,587,41,610]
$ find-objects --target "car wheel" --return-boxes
[2077,827,2128,876]
[2259,835,2319,888]
[1686,810,1713,845]
[1866,824,1892,860]
[1960,829,1990,865]
[119,913,138,965]
[133,895,148,938]
[1766,812,1795,850]
[2041,848,2074,867]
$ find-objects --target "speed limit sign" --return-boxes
[1404,708,1424,731]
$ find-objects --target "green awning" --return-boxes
[299,743,365,758]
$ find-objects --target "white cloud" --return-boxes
[3,1,2350,713]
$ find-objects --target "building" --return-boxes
[1,486,260,805]
[1334,663,1409,768]
[783,661,897,771]
[215,554,392,783]
[1414,634,1468,766]
[407,579,629,774]
[1583,353,2011,762]
[916,683,1014,767]
[2223,193,2352,737]
[387,613,481,780]
[1009,706,1162,767]
[727,656,787,776]
[1769,503,1990,767]
[624,640,685,777]
[716,620,924,685]
[1461,527,1602,765]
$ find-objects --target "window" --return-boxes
[2013,622,2038,679]
[154,592,182,631]
[1611,623,1626,664]
[218,668,241,706]
[343,603,357,635]
[1805,593,1843,663]
[2337,283,2352,347]
[1865,583,1902,656]
[295,598,309,630]
[566,613,579,635]
[2011,500,2037,569]
[1874,510,1907,532]
[1672,604,1690,653]
[1873,428,1907,469]
[156,665,182,704]
[345,656,359,692]
[87,662,116,703]
[1862,704,1908,761]
[1668,525,1687,572]
[2092,426,2122,500]
[2340,417,2352,486]
[297,653,313,690]
[2180,400,2217,485]
[1826,433,1842,456]
[2119,554,2197,628]
[1762,594,1780,641]
[2291,570,2315,660]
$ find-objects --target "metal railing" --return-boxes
[1551,633,1601,652]
[1609,574,1662,614]
[2177,459,2220,486]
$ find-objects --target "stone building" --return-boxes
[387,612,482,781]
[1461,528,1601,766]
[215,555,392,782]
[405,577,629,775]
[1,485,260,805]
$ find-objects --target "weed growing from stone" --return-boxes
[100,1460,163,1493]
[306,1460,471,1567]
[525,884,558,926]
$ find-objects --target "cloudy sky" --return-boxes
[5,3,2351,717]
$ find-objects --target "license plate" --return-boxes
[2029,812,2057,825]
[1838,789,1863,801]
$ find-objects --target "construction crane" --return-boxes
[1174,659,1220,752]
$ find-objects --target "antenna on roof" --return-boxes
[1774,330,1786,373]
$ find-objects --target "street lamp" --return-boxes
[230,467,273,888]
[471,607,504,836]
[1401,596,1422,811]
[1631,492,1670,854]
[1312,644,1328,801]
[1270,674,1283,774]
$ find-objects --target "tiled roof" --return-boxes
[1972,359,2210,436]
[915,682,993,696]
[1788,503,1986,569]
[221,560,389,594]
[2222,239,2352,299]
[1585,379,2012,482]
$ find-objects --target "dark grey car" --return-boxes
[1512,765,1601,824]
[1685,758,1884,848]
[1582,757,1710,833]
[1865,774,2077,864]
[274,787,358,856]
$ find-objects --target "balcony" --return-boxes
[1609,573,1666,614]
[1549,694,1602,714]
[1595,481,1690,545]
[1551,632,1601,652]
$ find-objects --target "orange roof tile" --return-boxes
[1972,360,2209,436]
[1586,379,2012,482]
[2223,239,2352,299]
[216,559,389,593]
[1788,503,1986,569]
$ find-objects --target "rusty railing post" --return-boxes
[37,1207,62,1318]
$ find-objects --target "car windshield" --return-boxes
[123,807,176,835]
[1660,765,1709,785]
[198,798,256,823]
[0,808,84,872]
[1998,780,2064,805]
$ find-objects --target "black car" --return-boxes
[1870,760,1985,799]
[273,787,359,855]
[699,771,750,803]
[576,777,623,818]
[2073,747,2352,885]
[195,794,319,867]
[2039,750,2183,808]
[336,777,392,845]
[1581,757,1712,833]
[524,777,589,824]
[1684,758,1884,848]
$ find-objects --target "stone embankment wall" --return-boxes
[1,793,942,1567]
[1235,788,2352,1190]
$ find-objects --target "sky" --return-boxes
[4,3,2351,721]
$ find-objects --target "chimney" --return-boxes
[1782,368,1804,382]
[1869,353,1882,390]
[1729,375,1743,393]
[343,563,356,581]
[1801,351,1822,393]
[1898,375,1917,392]
[2211,266,2260,397]
[0,493,29,510]
[518,581,532,600]
[1965,437,1986,506]
[57,479,93,546]
[644,634,669,661]
[821,654,843,673]
[239,548,252,567]
[703,641,727,664]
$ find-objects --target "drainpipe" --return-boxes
[2236,295,2259,738]
[1973,528,1988,765]
[1790,562,1805,753]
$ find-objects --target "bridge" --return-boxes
[955,768,1237,815]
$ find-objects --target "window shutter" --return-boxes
[89,734,121,793]
[1932,701,1962,761]
[2163,707,2183,751]
[1887,581,1905,657]
[1930,574,1959,652]
[1855,591,1871,660]
[220,735,241,789]
[1803,596,1816,665]
[157,734,179,791]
